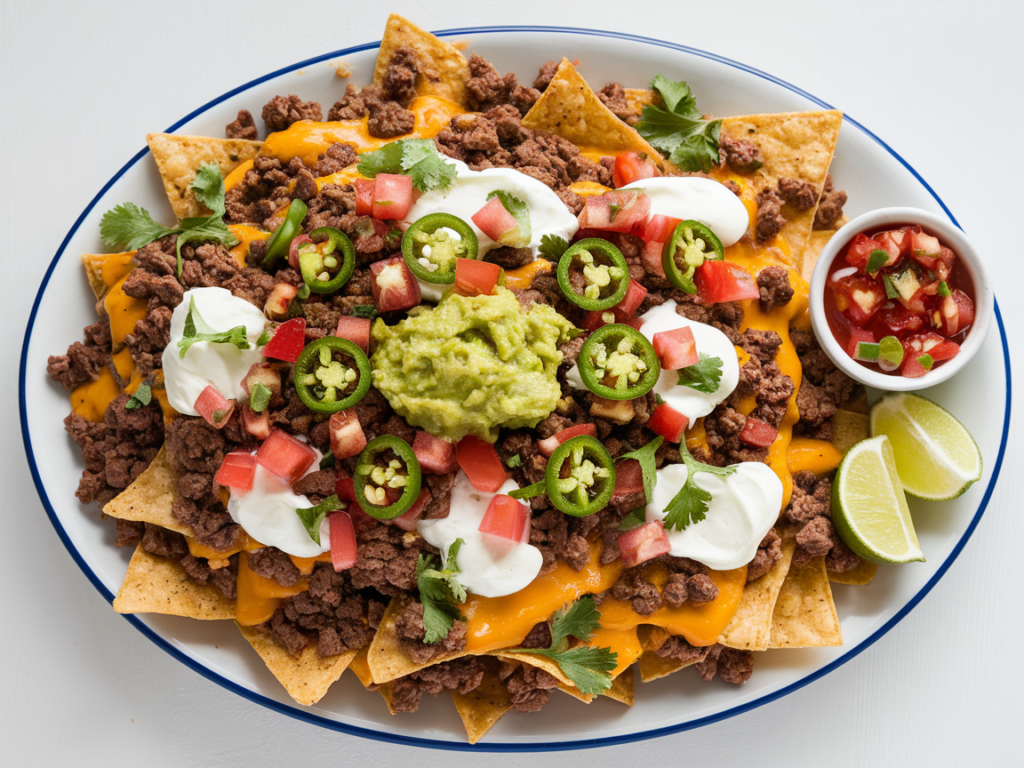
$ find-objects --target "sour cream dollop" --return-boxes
[623,176,749,247]
[647,461,781,570]
[417,474,543,598]
[162,287,267,416]
[227,459,329,559]
[404,161,579,301]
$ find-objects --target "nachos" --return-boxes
[46,14,872,743]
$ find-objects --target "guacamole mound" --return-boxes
[371,287,576,442]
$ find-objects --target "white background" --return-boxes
[5,1,1021,765]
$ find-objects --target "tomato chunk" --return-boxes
[329,410,367,461]
[354,179,374,216]
[639,214,682,244]
[580,310,644,332]
[831,275,885,326]
[618,520,671,568]
[940,289,974,337]
[479,494,531,544]
[256,429,317,484]
[844,233,886,270]
[215,451,256,493]
[263,317,307,362]
[391,488,433,532]
[456,435,507,492]
[612,279,649,321]
[194,386,235,429]
[264,282,298,320]
[738,418,778,448]
[648,402,689,444]
[613,151,659,188]
[641,238,668,278]
[370,255,421,313]
[653,326,698,370]
[335,316,371,353]
[335,474,356,503]
[328,512,357,571]
[413,431,458,474]
[846,328,877,359]
[578,190,651,233]
[471,196,520,243]
[240,403,270,440]
[454,258,501,297]
[241,362,281,398]
[537,424,598,458]
[695,261,760,304]
[371,173,413,220]
[611,458,645,500]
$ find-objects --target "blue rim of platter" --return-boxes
[19,24,1013,752]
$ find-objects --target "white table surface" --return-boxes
[6,1,1021,765]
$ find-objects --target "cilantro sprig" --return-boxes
[125,381,153,410]
[504,596,617,695]
[539,234,569,262]
[615,436,663,531]
[662,442,735,532]
[357,139,458,193]
[417,539,468,644]
[636,75,721,173]
[295,495,345,545]
[176,296,252,358]
[676,353,724,394]
[100,162,238,277]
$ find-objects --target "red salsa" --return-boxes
[824,224,976,378]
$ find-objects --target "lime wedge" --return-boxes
[869,392,983,501]
[832,435,924,564]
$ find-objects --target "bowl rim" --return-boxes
[808,206,993,391]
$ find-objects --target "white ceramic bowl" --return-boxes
[808,207,992,391]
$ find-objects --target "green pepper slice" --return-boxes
[298,227,356,294]
[293,336,371,413]
[354,435,422,519]
[661,220,725,294]
[556,238,630,311]
[262,198,309,268]
[545,435,616,517]
[401,213,480,284]
[578,323,661,400]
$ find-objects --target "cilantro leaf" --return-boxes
[637,75,722,173]
[191,162,227,216]
[548,595,602,649]
[176,295,252,358]
[509,481,545,500]
[249,382,272,413]
[617,507,647,531]
[662,442,735,532]
[416,539,468,644]
[351,305,379,319]
[486,190,532,248]
[677,353,723,394]
[295,495,344,545]
[506,454,523,469]
[616,435,664,505]
[174,214,239,276]
[539,234,569,262]
[125,381,152,410]
[100,203,178,251]
[357,139,457,193]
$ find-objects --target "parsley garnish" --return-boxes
[504,597,617,695]
[662,442,735,532]
[676,353,723,394]
[357,139,457,193]
[539,234,569,262]
[351,305,379,319]
[416,539,468,644]
[100,162,238,277]
[176,295,252,358]
[636,75,721,173]
[125,381,152,410]
[486,190,532,248]
[506,454,523,469]
[509,481,545,500]
[295,495,345,545]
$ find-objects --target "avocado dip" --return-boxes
[371,286,577,442]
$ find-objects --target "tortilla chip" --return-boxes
[236,623,354,706]
[624,88,661,117]
[603,667,634,705]
[802,229,835,283]
[452,672,513,744]
[832,409,870,455]
[113,544,235,619]
[829,559,879,586]
[718,535,796,651]
[146,133,262,220]
[373,14,470,106]
[347,646,374,688]
[769,556,843,648]
[637,650,699,683]
[367,597,467,683]
[103,446,190,536]
[81,253,111,301]
[522,59,677,174]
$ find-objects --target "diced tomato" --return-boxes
[456,435,507,492]
[256,429,317,484]
[611,279,648,321]
[264,282,298,320]
[695,261,760,304]
[648,402,689,443]
[612,458,645,501]
[844,233,887,270]
[618,520,671,568]
[578,190,651,233]
[537,423,598,458]
[641,239,668,278]
[328,512,357,571]
[871,231,903,266]
[240,404,270,440]
[352,216,394,251]
[479,494,530,544]
[412,431,458,474]
[370,255,421,313]
[335,316,371,353]
[194,386,235,429]
[738,418,778,448]
[215,451,256,493]
[371,173,413,220]
[241,362,282,399]
[580,310,643,331]
[471,196,520,244]
[612,151,659,188]
[354,179,375,216]
[831,275,886,326]
[262,318,307,362]
[846,327,877,359]
[653,326,698,370]
[639,214,682,244]
[871,302,924,336]
[901,331,957,377]
[391,488,432,532]
[335,474,356,503]
[940,289,974,337]
[329,410,367,460]
[454,258,501,296]
[287,234,313,270]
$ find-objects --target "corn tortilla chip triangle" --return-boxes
[103,446,191,536]
[373,14,470,106]
[769,556,843,648]
[367,597,468,683]
[832,408,870,455]
[452,672,513,744]
[637,650,700,683]
[146,133,262,220]
[113,544,235,619]
[522,59,678,175]
[81,253,113,301]
[236,623,355,706]
[829,559,879,586]
[603,666,634,705]
[718,534,796,651]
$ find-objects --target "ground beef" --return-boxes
[390,656,488,713]
[140,523,237,600]
[755,187,786,242]
[693,644,753,684]
[349,524,435,597]
[465,54,540,115]
[328,84,369,121]
[247,547,302,587]
[379,46,419,106]
[757,265,794,313]
[530,507,590,574]
[746,528,783,582]
[655,635,712,665]
[777,178,817,212]
[225,109,258,140]
[783,471,832,526]
[533,61,559,92]
[484,246,533,269]
[164,416,227,475]
[224,155,305,228]
[720,135,762,173]
[501,661,560,713]
[367,100,415,139]
[261,94,322,132]
[598,83,636,126]
[791,329,858,435]
[47,320,112,391]
[312,142,359,177]
[114,518,144,547]
[784,471,862,572]
[422,472,455,519]
[122,268,184,308]
[292,469,337,503]
[171,496,244,553]
[813,174,848,230]
[123,304,172,378]
[394,600,468,665]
